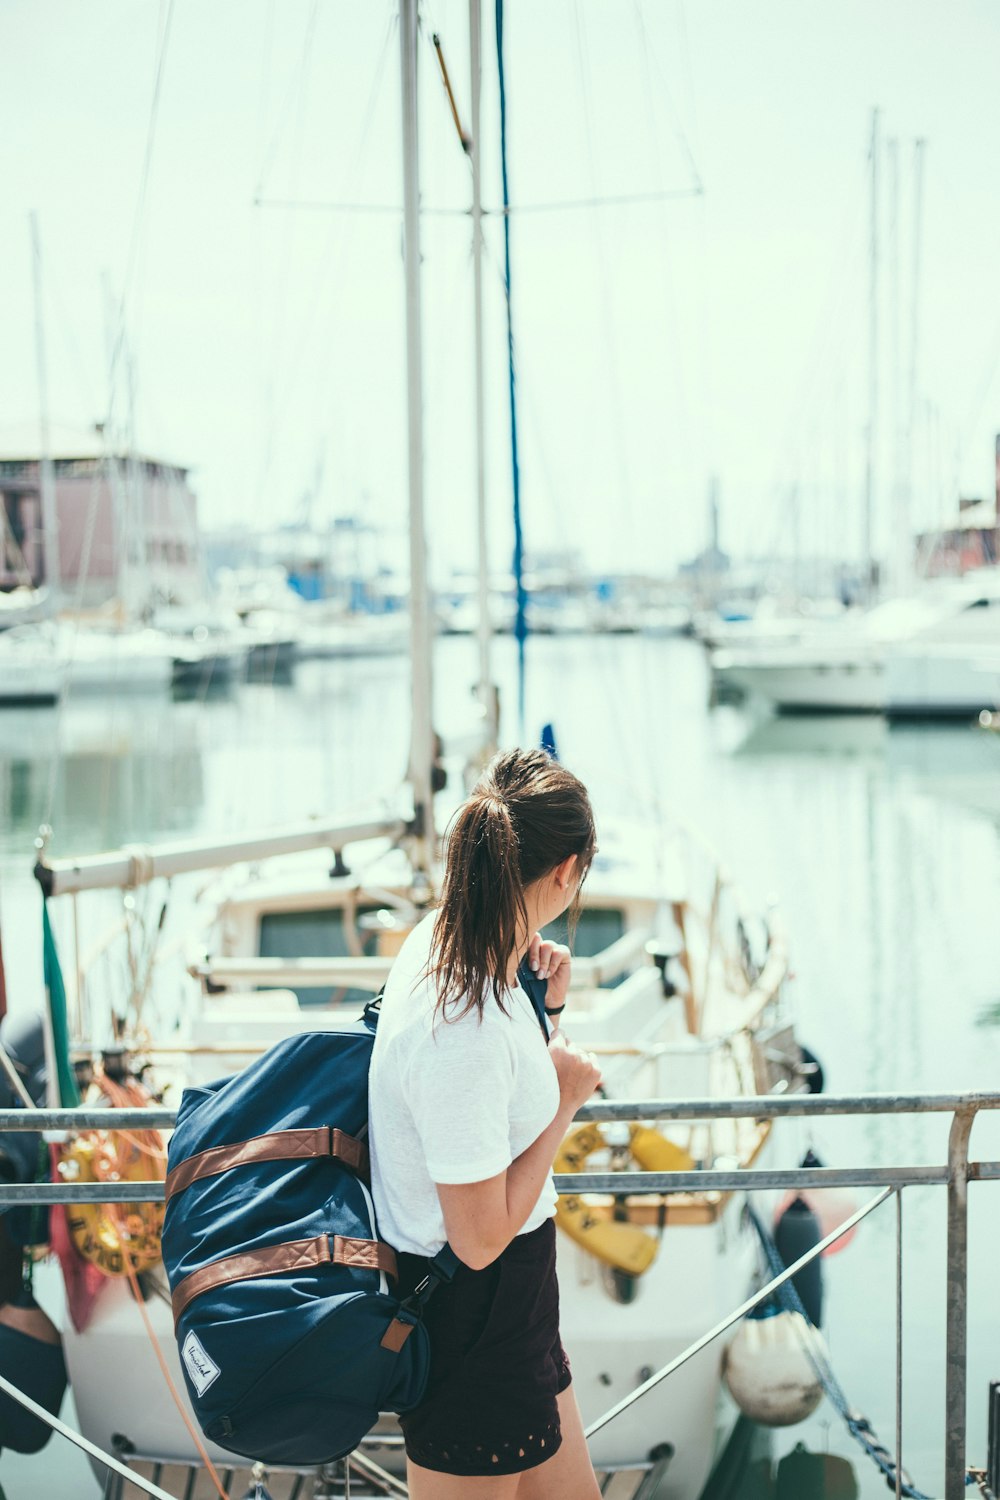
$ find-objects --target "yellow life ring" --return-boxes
[61,1078,166,1279]
[554,1122,695,1276]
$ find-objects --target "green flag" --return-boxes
[43,902,80,1108]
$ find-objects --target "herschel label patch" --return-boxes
[182,1330,221,1395]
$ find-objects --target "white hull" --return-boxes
[0,659,61,703]
[885,644,1000,718]
[294,617,409,660]
[712,573,1000,715]
[62,652,173,693]
[713,649,884,712]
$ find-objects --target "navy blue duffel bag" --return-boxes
[162,999,456,1466]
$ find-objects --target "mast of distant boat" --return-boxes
[30,212,60,614]
[400,0,436,881]
[864,108,879,603]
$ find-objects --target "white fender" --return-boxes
[722,1310,826,1426]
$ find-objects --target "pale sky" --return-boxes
[2,0,998,579]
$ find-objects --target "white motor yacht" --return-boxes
[711,572,1000,715]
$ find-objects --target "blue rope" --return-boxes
[747,1205,950,1497]
[495,0,527,736]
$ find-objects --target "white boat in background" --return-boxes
[712,571,1000,715]
[696,596,853,653]
[885,643,1000,719]
[45,622,174,693]
[0,584,53,630]
[0,627,61,704]
[294,607,410,660]
[641,602,693,638]
[151,603,249,687]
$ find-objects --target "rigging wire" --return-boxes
[253,0,323,520]
[627,0,703,198]
[264,8,395,460]
[476,223,660,822]
[495,0,528,736]
[253,0,321,203]
[298,9,396,479]
[570,0,666,817]
[759,151,871,573]
[104,0,176,435]
[229,5,395,833]
[571,2,637,542]
[628,0,699,516]
[253,187,702,216]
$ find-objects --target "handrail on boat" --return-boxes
[3,1089,996,1500]
[187,926,658,996]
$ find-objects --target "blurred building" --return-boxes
[0,426,202,611]
[916,498,999,577]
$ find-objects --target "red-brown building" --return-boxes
[0,427,202,611]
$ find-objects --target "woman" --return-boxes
[370,747,604,1498]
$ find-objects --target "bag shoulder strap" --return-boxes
[515,958,550,1041]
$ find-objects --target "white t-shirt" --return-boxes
[369,913,561,1257]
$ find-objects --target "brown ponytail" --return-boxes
[429,748,596,1019]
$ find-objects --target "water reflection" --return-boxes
[0,700,204,854]
[733,711,1000,824]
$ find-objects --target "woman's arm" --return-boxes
[435,1033,601,1270]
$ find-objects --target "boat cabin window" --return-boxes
[541,906,627,988]
[259,906,383,1006]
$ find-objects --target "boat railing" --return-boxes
[2,1089,999,1500]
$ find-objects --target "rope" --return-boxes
[86,1072,229,1500]
[747,1203,946,1498]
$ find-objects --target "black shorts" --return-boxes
[396,1217,572,1477]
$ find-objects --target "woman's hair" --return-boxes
[429,747,596,1019]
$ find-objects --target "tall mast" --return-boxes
[102,273,132,620]
[400,0,435,877]
[30,213,60,609]
[470,0,498,755]
[907,139,925,543]
[864,108,880,600]
[888,136,909,594]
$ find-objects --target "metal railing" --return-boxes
[3,1089,999,1500]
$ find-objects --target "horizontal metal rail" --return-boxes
[5,1089,1000,1136]
[2,1090,993,1498]
[3,1161,999,1206]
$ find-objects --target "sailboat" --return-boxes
[19,6,816,1498]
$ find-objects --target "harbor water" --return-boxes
[2,632,1000,1498]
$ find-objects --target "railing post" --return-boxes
[896,1189,903,1500]
[946,1105,976,1498]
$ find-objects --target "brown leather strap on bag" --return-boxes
[171,1233,398,1326]
[164,1126,370,1201]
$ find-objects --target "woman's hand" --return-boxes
[547,1031,602,1112]
[526,934,572,1010]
